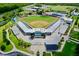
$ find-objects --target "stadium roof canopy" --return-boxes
[17,21,33,33]
[46,20,61,33]
[17,21,49,33]
[17,20,61,34]
[44,12,67,17]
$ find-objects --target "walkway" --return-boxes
[0,29,33,56]
[74,28,79,32]
[69,37,79,44]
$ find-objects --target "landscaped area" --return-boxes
[70,31,79,39]
[0,21,13,52]
[40,5,78,14]
[8,29,33,54]
[52,41,77,56]
[20,16,58,28]
[0,3,79,56]
[49,5,76,12]
[43,52,51,56]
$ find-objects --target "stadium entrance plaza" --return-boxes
[11,19,69,54]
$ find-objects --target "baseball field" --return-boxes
[20,15,58,28]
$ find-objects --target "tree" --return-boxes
[0,45,6,51]
[36,9,44,15]
[3,30,7,42]
[6,40,10,45]
[75,8,79,12]
[23,42,27,48]
[36,51,40,56]
[78,20,79,28]
[60,37,64,42]
[17,8,23,12]
[29,12,32,15]
[43,52,46,56]
[75,44,79,56]
[58,41,62,49]
[35,4,42,7]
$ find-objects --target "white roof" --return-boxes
[71,11,79,16]
[61,17,73,22]
[32,28,47,33]
[45,34,61,44]
[45,12,67,16]
[26,8,37,11]
[17,21,31,33]
[47,20,61,33]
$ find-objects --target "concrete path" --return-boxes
[69,37,79,44]
[0,29,15,54]
[0,29,33,56]
[74,28,79,32]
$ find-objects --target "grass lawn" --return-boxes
[9,29,33,54]
[43,52,51,56]
[0,21,13,52]
[0,18,4,22]
[20,15,58,28]
[70,31,79,39]
[1,43,13,52]
[49,5,77,13]
[52,41,77,56]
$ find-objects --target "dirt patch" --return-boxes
[30,21,49,28]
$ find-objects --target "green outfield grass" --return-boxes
[20,16,58,28]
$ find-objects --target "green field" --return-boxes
[9,29,33,54]
[20,16,58,28]
[51,6,75,11]
[70,31,79,39]
[45,5,77,13]
[0,18,4,22]
[52,41,76,56]
[0,21,13,52]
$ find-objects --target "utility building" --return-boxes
[60,17,73,24]
[45,34,61,50]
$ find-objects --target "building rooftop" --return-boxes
[17,20,61,34]
[61,17,73,22]
[17,21,31,33]
[44,12,67,17]
[47,20,61,33]
[45,34,61,44]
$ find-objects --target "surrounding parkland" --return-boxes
[0,3,79,56]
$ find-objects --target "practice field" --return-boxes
[48,5,77,13]
[20,16,58,28]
